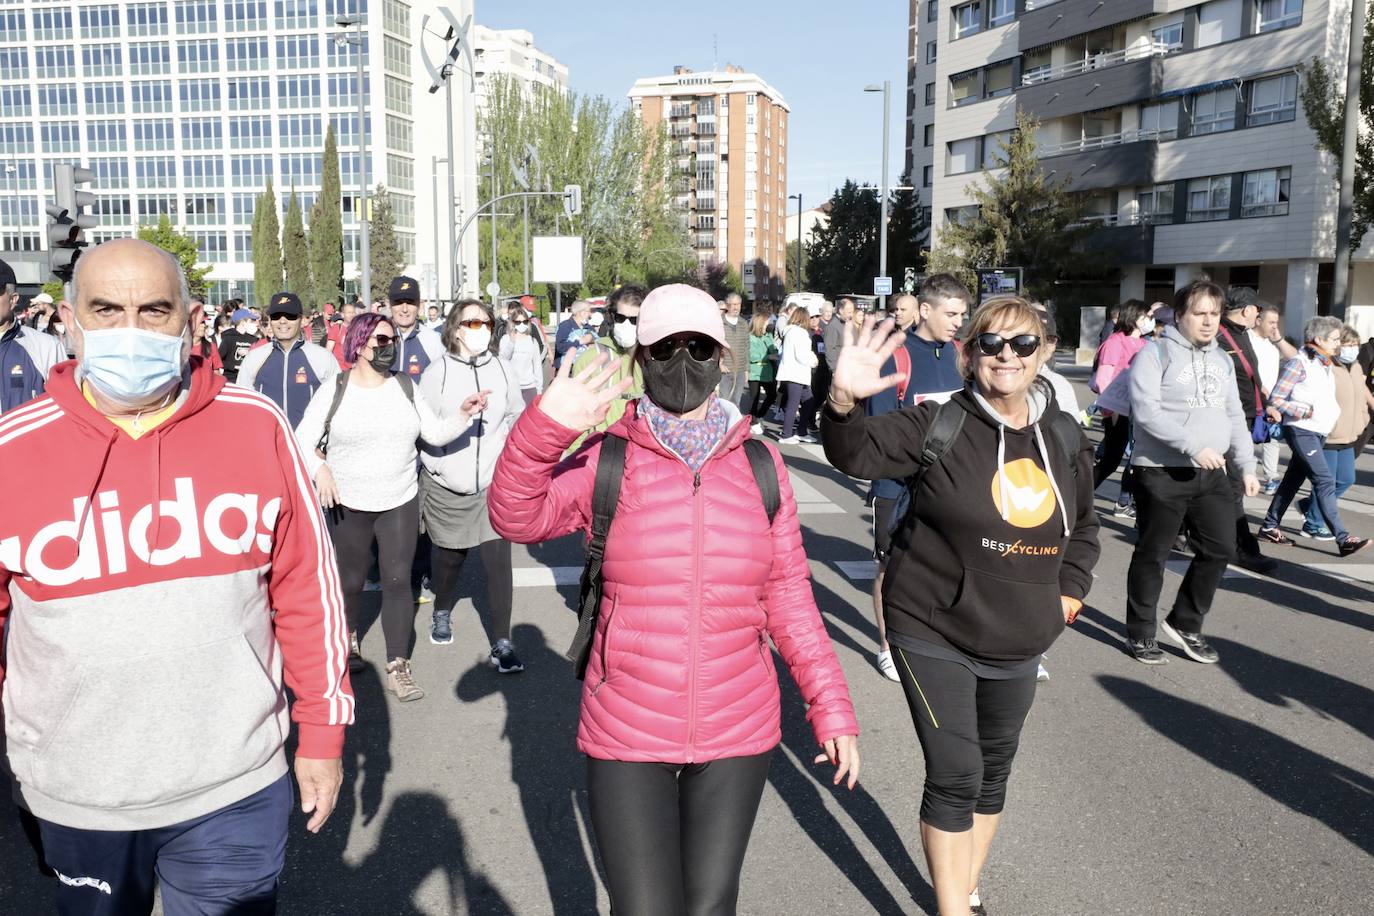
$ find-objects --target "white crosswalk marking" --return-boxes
[512,566,582,588]
[1304,564,1374,587]
[1166,559,1245,579]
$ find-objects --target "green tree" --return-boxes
[927,111,1089,299]
[1301,24,1374,250]
[805,181,881,299]
[784,239,809,292]
[252,180,284,307]
[368,184,403,303]
[311,124,345,308]
[887,172,928,282]
[282,189,313,307]
[41,279,66,302]
[137,214,213,299]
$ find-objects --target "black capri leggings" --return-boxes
[893,649,1037,832]
[329,496,420,660]
[1093,413,1135,496]
[586,751,772,916]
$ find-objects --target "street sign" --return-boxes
[975,268,1024,304]
[532,236,584,284]
[873,276,893,296]
[485,281,501,299]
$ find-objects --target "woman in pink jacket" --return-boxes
[1092,299,1155,516]
[489,284,860,916]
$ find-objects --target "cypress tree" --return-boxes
[252,179,284,308]
[368,184,403,303]
[283,188,313,307]
[311,125,345,308]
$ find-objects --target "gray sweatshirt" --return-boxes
[1128,325,1255,473]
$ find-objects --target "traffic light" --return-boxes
[563,184,582,219]
[46,164,97,283]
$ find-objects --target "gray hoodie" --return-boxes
[1128,325,1255,473]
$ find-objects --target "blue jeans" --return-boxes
[1263,427,1349,542]
[1303,446,1356,532]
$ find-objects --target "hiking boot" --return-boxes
[348,630,365,673]
[430,608,453,645]
[490,639,525,674]
[1128,638,1168,665]
[1159,621,1219,664]
[385,658,425,701]
[1339,536,1371,558]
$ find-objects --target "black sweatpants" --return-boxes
[1093,414,1135,498]
[586,752,772,916]
[892,650,1037,832]
[330,496,420,660]
[747,379,777,420]
[1126,466,1235,641]
[430,539,514,644]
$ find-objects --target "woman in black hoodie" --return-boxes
[822,297,1100,916]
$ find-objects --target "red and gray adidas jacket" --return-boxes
[0,357,353,831]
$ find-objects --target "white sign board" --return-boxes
[873,276,893,296]
[532,236,584,284]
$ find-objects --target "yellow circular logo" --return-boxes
[990,458,1057,529]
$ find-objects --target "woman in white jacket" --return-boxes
[776,306,820,443]
[419,299,528,673]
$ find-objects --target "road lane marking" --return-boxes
[513,566,582,588]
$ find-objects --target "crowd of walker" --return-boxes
[0,240,1369,916]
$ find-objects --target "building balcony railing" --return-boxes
[1072,211,1172,229]
[1039,126,1175,158]
[1021,40,1177,87]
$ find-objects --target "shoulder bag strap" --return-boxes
[567,434,628,677]
[742,438,781,525]
[315,370,351,457]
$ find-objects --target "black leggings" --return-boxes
[747,379,777,419]
[430,539,514,643]
[1093,413,1135,498]
[586,751,772,916]
[330,496,419,660]
[893,649,1037,832]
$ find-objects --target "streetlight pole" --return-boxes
[865,81,891,311]
[489,137,499,297]
[788,192,802,293]
[337,16,369,303]
[444,65,457,300]
[431,155,446,301]
[1332,0,1367,319]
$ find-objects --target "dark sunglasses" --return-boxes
[370,334,396,348]
[510,318,530,326]
[647,336,719,362]
[976,333,1041,358]
[269,312,299,322]
[612,313,639,325]
[459,318,493,330]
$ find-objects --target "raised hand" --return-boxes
[460,389,493,418]
[538,352,635,432]
[830,316,908,405]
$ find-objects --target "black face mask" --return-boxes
[368,343,396,375]
[641,348,722,414]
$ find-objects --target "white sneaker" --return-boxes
[750,422,764,435]
[876,649,900,682]
[1036,662,1050,682]
[799,434,819,444]
[778,435,801,444]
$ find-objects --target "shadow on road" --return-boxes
[1097,675,1374,857]
[1212,637,1374,742]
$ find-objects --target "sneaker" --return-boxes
[1036,661,1050,682]
[1159,620,1219,664]
[1298,525,1336,542]
[348,630,365,673]
[1113,501,1136,519]
[1235,552,1278,575]
[875,649,900,682]
[750,422,764,435]
[385,658,425,701]
[1296,496,1311,517]
[778,435,801,445]
[1128,638,1169,665]
[1262,480,1280,496]
[1257,527,1294,546]
[490,638,526,674]
[1339,536,1371,557]
[798,434,819,444]
[430,608,453,645]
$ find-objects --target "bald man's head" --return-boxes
[62,238,199,357]
[73,239,191,315]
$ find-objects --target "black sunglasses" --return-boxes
[269,312,299,322]
[612,313,639,325]
[370,334,396,348]
[647,336,718,362]
[976,333,1041,358]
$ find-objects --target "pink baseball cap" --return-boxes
[636,284,729,349]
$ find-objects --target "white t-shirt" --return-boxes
[1249,329,1281,391]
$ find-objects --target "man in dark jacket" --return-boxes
[1216,287,1275,574]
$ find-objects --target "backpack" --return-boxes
[566,435,781,680]
[888,398,1081,538]
[314,370,416,458]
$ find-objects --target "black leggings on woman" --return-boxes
[586,751,772,916]
[747,379,777,420]
[430,539,514,643]
[1094,413,1135,498]
[330,496,419,660]
[892,649,1037,832]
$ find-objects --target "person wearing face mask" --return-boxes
[386,275,444,380]
[0,239,356,913]
[499,306,547,405]
[418,300,526,672]
[1258,316,1370,557]
[1091,300,1154,519]
[569,284,647,450]
[0,258,66,414]
[488,283,860,916]
[218,308,259,379]
[294,312,488,702]
[234,292,338,428]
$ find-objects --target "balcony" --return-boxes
[1020,41,1177,88]
[1017,55,1163,121]
[1042,138,1156,191]
[1019,0,1169,51]
[1076,220,1155,264]
[1038,125,1174,158]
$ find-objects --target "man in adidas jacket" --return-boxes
[0,239,352,914]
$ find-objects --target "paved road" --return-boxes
[2,365,1371,914]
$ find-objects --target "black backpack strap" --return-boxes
[888,400,966,536]
[567,434,629,678]
[314,370,351,457]
[394,372,416,404]
[742,438,780,526]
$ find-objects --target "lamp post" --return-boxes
[431,155,447,301]
[787,192,803,293]
[336,16,369,302]
[864,81,891,311]
[4,164,17,248]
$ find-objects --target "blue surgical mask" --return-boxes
[1340,345,1359,364]
[78,320,187,407]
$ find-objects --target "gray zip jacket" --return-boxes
[418,350,525,494]
[1128,324,1256,473]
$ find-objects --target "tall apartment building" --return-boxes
[906,0,937,228]
[912,0,1362,334]
[472,26,567,119]
[0,0,481,306]
[629,66,789,302]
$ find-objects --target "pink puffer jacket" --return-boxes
[489,399,858,763]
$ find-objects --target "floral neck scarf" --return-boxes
[639,394,729,472]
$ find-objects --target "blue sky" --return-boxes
[479,0,911,212]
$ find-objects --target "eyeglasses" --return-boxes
[976,333,1041,358]
[370,334,395,348]
[647,336,719,362]
[612,313,639,325]
[269,313,298,322]
[458,318,493,330]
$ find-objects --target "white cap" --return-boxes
[32,293,54,305]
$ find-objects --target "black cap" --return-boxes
[0,258,14,288]
[267,291,303,317]
[388,276,420,303]
[1226,286,1262,312]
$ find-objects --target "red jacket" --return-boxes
[0,358,352,830]
[489,400,858,763]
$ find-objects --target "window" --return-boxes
[387,155,415,192]
[94,195,133,226]
[229,77,270,110]
[383,75,407,113]
[383,35,410,76]
[926,41,937,64]
[278,113,323,148]
[233,231,254,260]
[230,116,272,148]
[190,232,228,263]
[953,1,982,38]
[175,0,218,33]
[927,0,938,23]
[924,124,935,147]
[947,138,979,175]
[90,158,129,188]
[127,3,168,36]
[385,114,413,152]
[1241,167,1290,217]
[950,70,979,107]
[331,112,370,147]
[0,86,31,117]
[1197,0,1243,48]
[1186,175,1231,222]
[232,192,258,223]
[87,121,127,152]
[945,205,980,225]
[274,0,318,30]
[280,153,322,187]
[227,37,269,70]
[183,156,225,188]
[1137,184,1175,224]
[38,85,77,117]
[37,48,76,79]
[42,122,81,153]
[1140,100,1180,139]
[226,0,268,30]
[79,5,120,38]
[923,164,933,187]
[1151,20,1184,49]
[276,35,320,70]
[182,117,223,150]
[983,130,1013,169]
[83,83,124,115]
[0,124,34,154]
[135,158,178,188]
[0,10,26,43]
[82,44,122,78]
[990,0,1014,26]
[327,34,368,69]
[1191,89,1236,135]
[383,0,409,35]
[0,48,28,81]
[132,81,173,113]
[130,42,172,75]
[185,194,226,225]
[31,7,71,41]
[925,82,935,106]
[138,195,179,222]
[6,162,38,191]
[1248,73,1298,126]
[133,119,176,151]
[1257,0,1301,32]
[984,61,1013,99]
[180,79,221,112]
[277,75,320,108]
[178,39,219,73]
